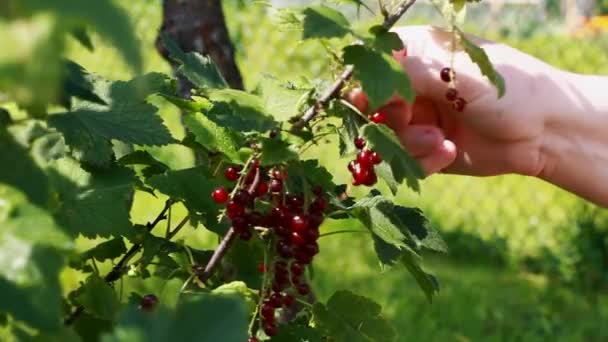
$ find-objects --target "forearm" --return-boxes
[539,72,608,207]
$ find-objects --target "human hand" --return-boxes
[348,26,562,177]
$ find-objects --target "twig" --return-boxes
[197,167,261,283]
[64,200,173,325]
[289,0,417,132]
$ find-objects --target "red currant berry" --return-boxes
[261,302,274,319]
[239,229,253,241]
[264,324,278,337]
[290,262,304,276]
[308,212,324,229]
[297,283,311,295]
[269,179,283,193]
[286,194,304,210]
[348,160,357,173]
[271,168,285,180]
[269,129,278,139]
[354,137,366,150]
[440,67,453,83]
[363,170,378,186]
[276,240,293,258]
[370,151,382,165]
[231,215,249,231]
[303,242,319,256]
[352,163,370,186]
[140,294,159,312]
[370,111,387,124]
[290,215,308,233]
[274,225,290,237]
[211,187,229,204]
[256,182,269,197]
[269,293,283,308]
[248,211,264,226]
[310,197,327,212]
[357,149,375,168]
[453,97,466,112]
[251,158,260,168]
[312,185,323,196]
[283,294,295,307]
[257,263,266,273]
[275,261,287,271]
[226,200,245,219]
[304,228,320,242]
[290,231,306,245]
[446,87,458,101]
[248,337,259,342]
[272,281,287,293]
[234,189,253,207]
[225,166,240,181]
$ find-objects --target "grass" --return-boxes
[60,1,608,340]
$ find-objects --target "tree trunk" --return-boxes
[156,0,244,96]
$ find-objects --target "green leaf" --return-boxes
[343,45,415,109]
[118,150,169,178]
[285,160,336,195]
[21,0,142,72]
[259,137,299,166]
[81,238,127,263]
[272,324,325,342]
[183,112,243,164]
[73,313,113,342]
[70,27,94,51]
[0,132,50,207]
[49,73,175,166]
[368,26,404,54]
[312,290,396,342]
[212,281,258,312]
[393,206,447,253]
[0,197,66,332]
[401,249,440,303]
[360,123,424,191]
[49,158,136,238]
[76,275,120,320]
[102,294,249,342]
[160,33,228,89]
[258,76,309,122]
[330,100,364,157]
[147,167,229,232]
[457,29,506,98]
[62,60,106,107]
[207,89,276,133]
[302,5,351,40]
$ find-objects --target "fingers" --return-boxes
[417,140,457,175]
[397,125,442,157]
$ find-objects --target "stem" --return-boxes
[319,230,371,238]
[289,0,417,132]
[294,297,314,308]
[64,200,174,325]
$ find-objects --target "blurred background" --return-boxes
[63,0,608,340]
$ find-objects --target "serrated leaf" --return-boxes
[76,275,120,320]
[302,5,351,40]
[21,0,142,72]
[343,45,414,109]
[285,160,336,195]
[207,89,276,132]
[62,60,106,106]
[272,324,325,342]
[102,294,248,342]
[49,158,136,238]
[373,162,398,195]
[160,94,212,113]
[457,29,505,98]
[118,150,169,177]
[161,33,228,89]
[259,137,298,166]
[183,112,243,163]
[0,132,50,207]
[147,167,229,232]
[81,238,127,263]
[313,290,396,342]
[73,313,113,342]
[368,26,404,54]
[360,124,424,191]
[401,249,440,302]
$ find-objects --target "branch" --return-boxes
[197,167,261,282]
[64,200,173,325]
[290,0,417,132]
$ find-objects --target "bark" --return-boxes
[156,0,244,95]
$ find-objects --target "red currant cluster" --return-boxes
[211,160,327,338]
[258,187,326,337]
[348,137,382,186]
[139,294,158,312]
[440,67,467,112]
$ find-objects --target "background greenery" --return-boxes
[53,0,608,340]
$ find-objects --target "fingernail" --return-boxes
[414,130,436,146]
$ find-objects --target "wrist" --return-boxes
[538,71,608,206]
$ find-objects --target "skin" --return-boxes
[348,26,608,207]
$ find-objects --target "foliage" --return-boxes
[0,0,513,341]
